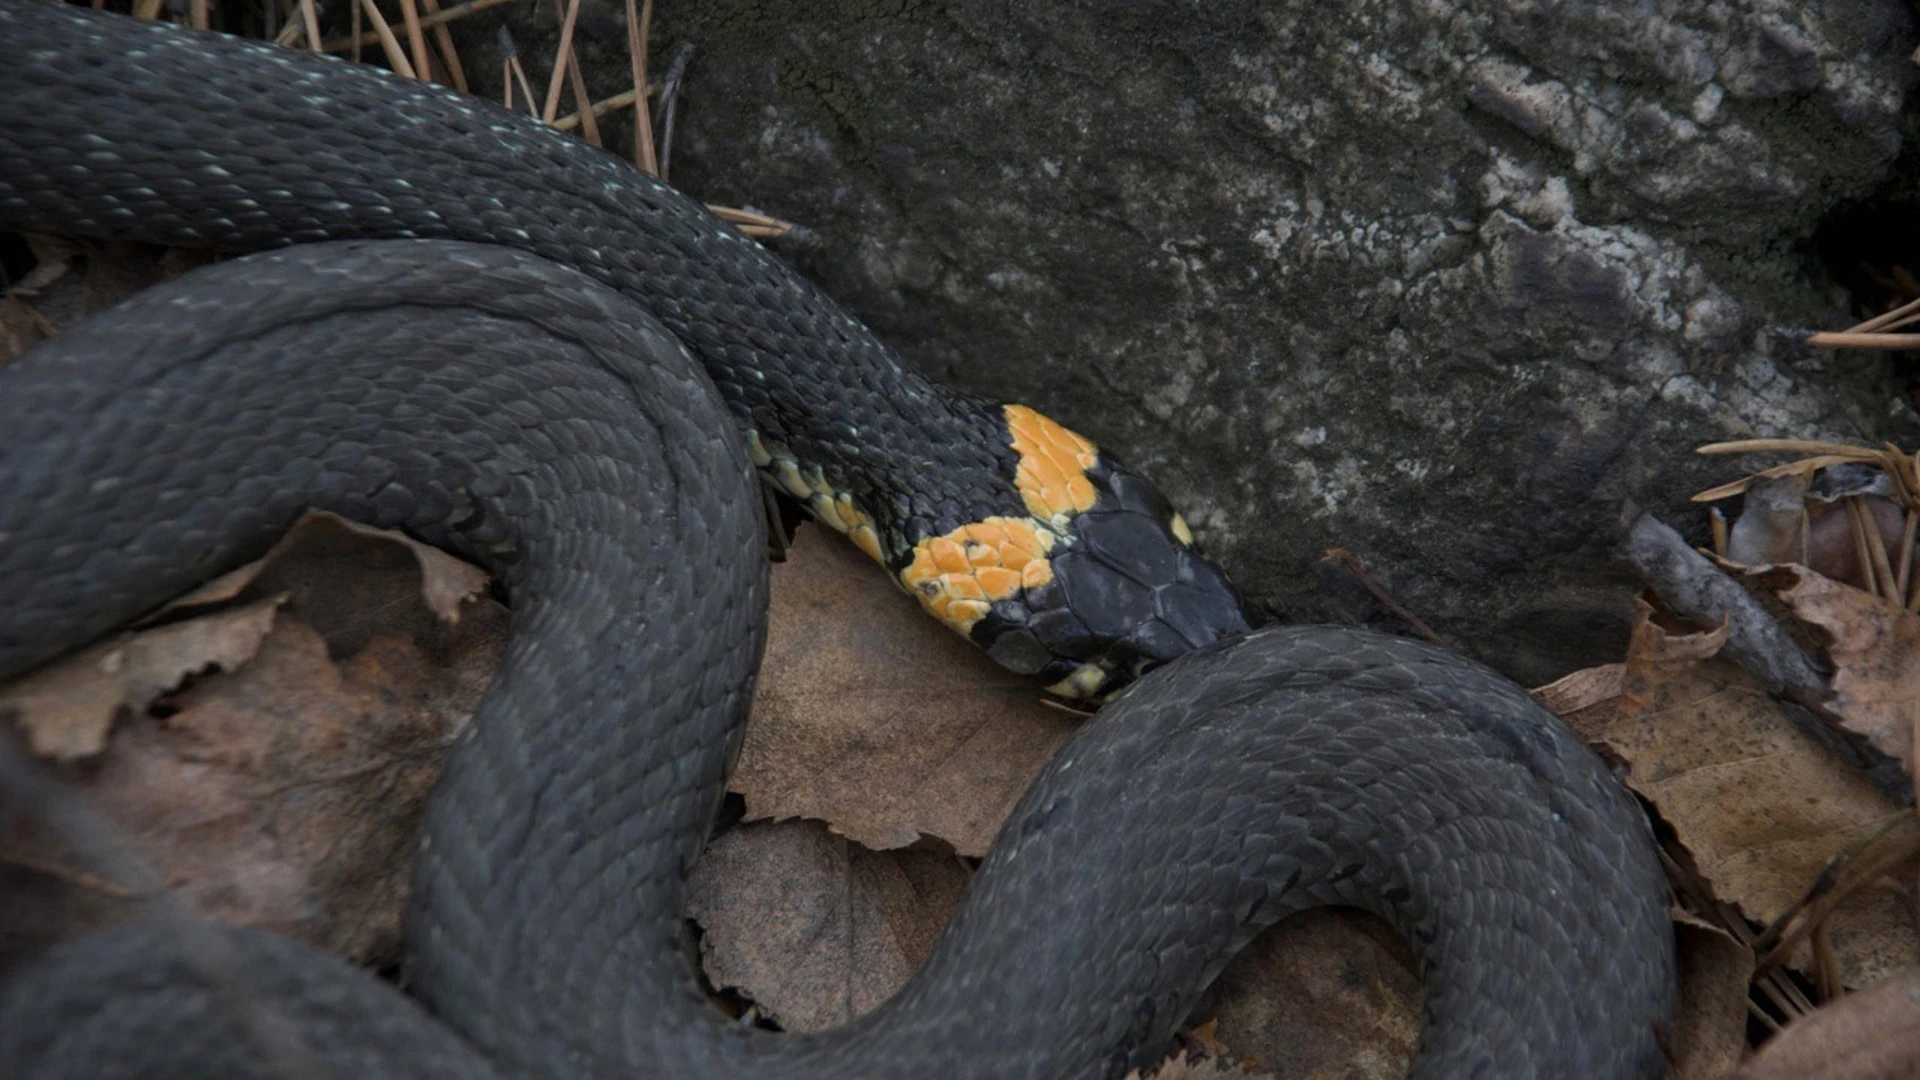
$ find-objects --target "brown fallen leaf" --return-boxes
[684,817,970,1031]
[2,517,507,969]
[1184,909,1420,1080]
[736,526,1077,857]
[1723,968,1920,1080]
[169,510,490,625]
[1667,912,1756,1080]
[1762,565,1920,774]
[1550,606,1918,988]
[0,596,283,761]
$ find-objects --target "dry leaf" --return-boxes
[736,528,1078,856]
[0,597,283,760]
[2,521,507,968]
[1725,968,1920,1079]
[1767,566,1920,773]
[1185,910,1420,1080]
[171,511,489,624]
[1573,609,1917,986]
[1667,912,1756,1080]
[684,818,970,1031]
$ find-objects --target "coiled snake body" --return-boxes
[0,4,1675,1078]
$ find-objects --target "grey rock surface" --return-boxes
[532,0,1917,682]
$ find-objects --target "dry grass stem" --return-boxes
[1845,497,1880,598]
[1661,847,1814,1026]
[1845,293,1920,336]
[354,0,418,79]
[706,204,797,240]
[398,0,434,84]
[322,0,518,53]
[551,85,656,133]
[1895,510,1915,600]
[551,0,600,145]
[1752,811,1920,975]
[132,0,163,19]
[1806,330,1920,350]
[1690,454,1862,502]
[298,0,323,50]
[416,0,468,91]
[627,0,659,175]
[1860,497,1900,604]
[189,0,208,30]
[540,0,584,124]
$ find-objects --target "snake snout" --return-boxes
[1007,463,1252,700]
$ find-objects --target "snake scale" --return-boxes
[0,3,1676,1079]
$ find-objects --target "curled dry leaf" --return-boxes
[171,510,490,624]
[736,527,1077,857]
[1542,605,1918,988]
[1,516,507,968]
[684,818,970,1032]
[1724,968,1920,1080]
[0,596,282,761]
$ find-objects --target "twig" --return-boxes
[1616,506,1828,700]
[1317,547,1445,646]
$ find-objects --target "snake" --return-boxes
[0,3,1676,1079]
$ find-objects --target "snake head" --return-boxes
[985,459,1253,700]
[896,406,1253,701]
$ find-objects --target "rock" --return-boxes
[495,0,1918,683]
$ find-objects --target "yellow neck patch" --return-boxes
[1005,404,1099,530]
[899,516,1057,633]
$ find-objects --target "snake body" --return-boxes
[0,4,1676,1078]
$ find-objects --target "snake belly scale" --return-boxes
[0,4,1677,1080]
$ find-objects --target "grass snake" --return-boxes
[0,3,1676,1078]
